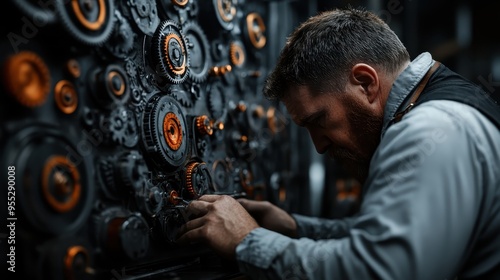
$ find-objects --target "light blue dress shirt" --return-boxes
[235,52,500,279]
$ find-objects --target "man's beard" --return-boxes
[328,99,383,184]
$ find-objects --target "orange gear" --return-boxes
[185,161,203,197]
[163,112,183,150]
[2,51,51,107]
[163,33,187,76]
[217,0,236,22]
[54,80,78,114]
[195,115,213,136]
[71,0,106,31]
[229,42,245,66]
[64,246,91,280]
[42,155,81,213]
[246,13,266,49]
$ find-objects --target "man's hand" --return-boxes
[177,195,258,260]
[238,199,298,238]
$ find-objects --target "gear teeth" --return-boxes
[54,0,116,46]
[182,21,211,84]
[152,20,190,84]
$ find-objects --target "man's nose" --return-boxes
[307,127,329,154]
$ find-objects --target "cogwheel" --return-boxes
[117,151,149,191]
[182,21,211,83]
[2,51,51,107]
[185,161,213,198]
[126,0,160,36]
[151,20,190,84]
[169,87,193,107]
[104,107,139,148]
[207,82,227,120]
[54,0,115,45]
[229,41,246,67]
[141,95,189,170]
[105,9,135,58]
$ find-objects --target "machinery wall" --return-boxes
[0,0,309,279]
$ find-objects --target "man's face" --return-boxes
[282,85,383,183]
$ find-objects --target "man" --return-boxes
[178,7,500,279]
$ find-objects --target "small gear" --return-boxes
[183,21,211,83]
[151,20,190,84]
[91,64,131,109]
[185,161,213,198]
[126,0,160,36]
[54,0,115,45]
[2,51,51,107]
[169,87,193,107]
[54,80,78,114]
[117,151,149,191]
[102,107,139,148]
[230,40,246,67]
[244,12,267,49]
[212,159,231,192]
[207,82,227,121]
[105,9,135,58]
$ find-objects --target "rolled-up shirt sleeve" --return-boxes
[235,101,490,279]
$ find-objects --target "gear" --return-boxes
[151,20,190,84]
[195,115,214,136]
[54,80,78,114]
[245,12,267,49]
[183,21,211,83]
[5,127,93,235]
[97,158,121,200]
[212,0,238,30]
[142,95,189,170]
[230,40,246,67]
[185,161,213,198]
[126,0,160,36]
[92,64,131,109]
[105,9,135,58]
[212,159,231,192]
[207,82,227,121]
[102,107,139,148]
[169,87,193,107]
[2,51,51,107]
[54,0,115,45]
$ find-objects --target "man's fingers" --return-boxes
[177,226,205,245]
[197,194,223,202]
[186,200,211,217]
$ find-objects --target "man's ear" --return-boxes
[349,63,380,104]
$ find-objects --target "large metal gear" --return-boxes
[126,0,160,36]
[54,0,115,45]
[2,127,93,235]
[105,9,135,58]
[151,20,190,84]
[142,95,189,170]
[169,87,193,107]
[183,21,211,84]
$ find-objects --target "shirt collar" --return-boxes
[381,52,435,137]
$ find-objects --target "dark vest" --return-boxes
[396,64,500,129]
